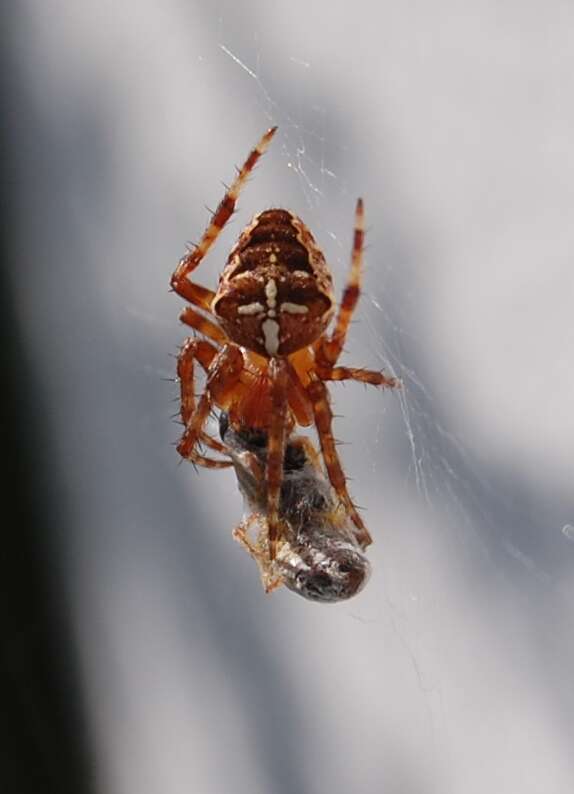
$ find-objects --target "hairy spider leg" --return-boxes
[318,198,365,365]
[177,338,231,460]
[171,126,279,312]
[307,377,372,549]
[316,198,400,389]
[180,306,227,345]
[290,435,323,472]
[316,364,399,388]
[178,338,217,422]
[266,358,290,559]
[177,345,244,469]
[178,307,232,457]
[172,279,216,313]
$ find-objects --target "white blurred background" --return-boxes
[5,1,574,792]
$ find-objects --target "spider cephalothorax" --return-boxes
[171,127,399,561]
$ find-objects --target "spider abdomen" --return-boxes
[212,209,335,357]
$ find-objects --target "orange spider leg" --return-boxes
[173,279,216,313]
[171,126,278,310]
[314,198,401,390]
[318,198,365,367]
[177,345,244,469]
[199,431,231,456]
[178,338,217,423]
[266,358,290,559]
[180,306,227,345]
[177,338,231,459]
[285,362,314,427]
[316,364,400,389]
[307,377,372,549]
[288,435,323,472]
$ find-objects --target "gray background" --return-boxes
[8,1,574,792]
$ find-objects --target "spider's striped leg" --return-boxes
[266,358,290,560]
[177,344,244,469]
[180,306,227,345]
[288,436,323,473]
[307,377,372,549]
[315,364,400,390]
[317,198,365,367]
[179,305,238,454]
[177,337,231,460]
[178,338,217,424]
[171,126,278,310]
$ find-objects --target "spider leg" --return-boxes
[171,126,278,312]
[289,436,323,473]
[318,198,365,367]
[266,358,290,560]
[316,364,400,389]
[173,279,216,313]
[228,449,266,506]
[177,344,244,469]
[307,377,372,549]
[178,338,218,424]
[177,337,231,461]
[180,306,227,345]
[200,432,229,456]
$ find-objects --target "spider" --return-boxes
[219,412,371,603]
[171,126,399,559]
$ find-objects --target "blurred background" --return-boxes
[3,1,574,792]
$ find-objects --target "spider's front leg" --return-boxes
[177,344,244,468]
[315,197,400,391]
[307,377,372,549]
[316,198,365,367]
[171,126,278,312]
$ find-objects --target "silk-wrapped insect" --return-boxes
[220,413,371,603]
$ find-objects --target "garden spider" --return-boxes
[171,126,399,559]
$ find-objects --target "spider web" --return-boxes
[213,38,549,575]
[211,34,574,781]
[209,33,448,670]
[12,4,573,793]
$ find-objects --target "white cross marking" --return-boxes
[261,318,280,355]
[237,301,265,316]
[265,279,277,309]
[280,302,309,315]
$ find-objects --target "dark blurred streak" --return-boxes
[0,204,94,791]
[0,10,94,792]
[0,8,318,793]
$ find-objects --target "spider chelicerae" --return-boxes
[171,126,399,559]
